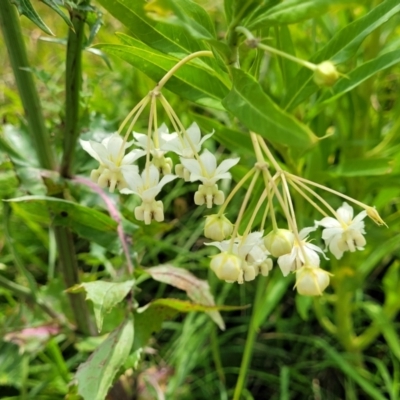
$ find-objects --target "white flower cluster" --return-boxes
[206,202,369,296]
[80,122,239,225]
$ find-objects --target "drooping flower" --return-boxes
[133,123,174,174]
[315,202,367,259]
[210,252,242,283]
[295,264,330,296]
[80,133,145,192]
[180,149,239,208]
[277,226,326,277]
[121,164,177,224]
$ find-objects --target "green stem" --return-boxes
[54,226,95,335]
[61,1,88,177]
[1,0,94,335]
[233,277,266,400]
[0,0,56,170]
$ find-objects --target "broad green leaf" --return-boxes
[332,157,393,177]
[98,36,229,109]
[41,0,74,29]
[75,319,134,400]
[248,0,364,28]
[285,0,400,109]
[146,264,225,329]
[12,0,53,35]
[0,342,24,388]
[313,49,400,108]
[6,195,137,252]
[362,302,400,362]
[68,280,135,332]
[222,68,319,151]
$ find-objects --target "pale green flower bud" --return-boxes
[264,229,294,257]
[295,265,330,296]
[210,251,242,283]
[313,61,339,87]
[204,214,233,241]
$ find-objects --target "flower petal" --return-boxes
[122,149,146,165]
[215,157,240,175]
[80,139,102,162]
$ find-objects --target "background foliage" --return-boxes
[1,0,400,399]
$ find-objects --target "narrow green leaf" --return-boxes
[363,302,400,362]
[285,0,400,109]
[75,319,134,400]
[145,0,216,40]
[97,36,229,109]
[68,280,135,332]
[147,264,225,329]
[248,0,364,27]
[222,68,319,151]
[40,0,74,29]
[332,157,393,177]
[12,0,54,35]
[97,0,203,56]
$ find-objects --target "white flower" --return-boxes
[121,164,177,224]
[80,133,145,192]
[277,226,326,277]
[295,265,330,296]
[163,122,213,158]
[315,202,367,259]
[133,123,173,174]
[204,214,233,241]
[180,149,239,208]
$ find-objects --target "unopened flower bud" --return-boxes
[204,214,233,241]
[365,206,387,226]
[210,251,242,282]
[313,61,339,87]
[264,229,294,257]
[296,265,330,296]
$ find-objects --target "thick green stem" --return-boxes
[233,277,266,400]
[1,3,94,334]
[61,2,88,177]
[54,226,95,335]
[0,0,56,170]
